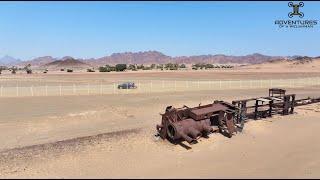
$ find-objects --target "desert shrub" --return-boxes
[193,63,207,69]
[205,64,214,69]
[60,68,65,71]
[156,64,164,69]
[142,66,152,70]
[67,69,73,72]
[24,64,32,74]
[137,64,144,69]
[165,63,178,70]
[87,69,95,72]
[99,64,117,72]
[115,64,127,71]
[0,66,7,74]
[128,64,136,70]
[10,66,17,74]
[99,66,110,72]
[109,66,116,71]
[179,64,186,68]
[164,63,171,69]
[0,66,7,70]
[192,64,198,70]
[150,64,156,69]
[220,65,234,69]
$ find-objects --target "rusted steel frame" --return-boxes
[157,87,320,145]
[294,97,320,106]
[283,95,290,115]
[290,94,295,114]
[237,95,296,109]
[233,93,295,104]
[236,95,296,120]
[269,88,286,97]
[232,100,247,123]
[232,97,259,103]
[244,101,285,108]
[232,96,277,103]
[254,100,259,120]
[238,95,320,121]
[269,100,273,117]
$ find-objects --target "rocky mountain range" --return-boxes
[1,51,309,67]
[0,55,21,66]
[17,56,58,67]
[42,57,92,69]
[84,51,284,66]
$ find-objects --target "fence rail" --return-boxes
[0,77,320,97]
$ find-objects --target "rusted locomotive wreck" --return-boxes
[156,88,320,144]
[156,101,241,144]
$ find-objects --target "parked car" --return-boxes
[117,82,137,89]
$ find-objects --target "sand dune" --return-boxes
[238,58,320,72]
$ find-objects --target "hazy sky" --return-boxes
[0,1,319,60]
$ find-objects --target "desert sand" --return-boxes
[0,66,320,178]
[239,58,320,72]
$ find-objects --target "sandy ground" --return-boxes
[1,69,320,87]
[240,58,320,73]
[0,69,320,178]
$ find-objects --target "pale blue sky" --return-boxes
[0,1,319,60]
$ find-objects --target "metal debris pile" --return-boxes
[156,88,320,145]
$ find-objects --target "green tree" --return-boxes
[115,64,127,71]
